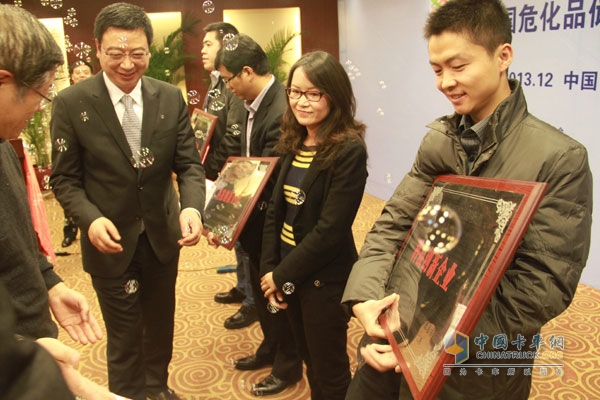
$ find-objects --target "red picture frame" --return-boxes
[190,108,218,164]
[202,157,279,250]
[379,175,548,400]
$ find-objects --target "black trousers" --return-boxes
[91,233,178,400]
[286,281,351,400]
[246,250,303,382]
[346,362,401,400]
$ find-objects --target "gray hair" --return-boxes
[0,5,63,93]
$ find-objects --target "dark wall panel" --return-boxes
[3,0,338,109]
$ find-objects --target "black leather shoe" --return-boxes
[252,373,298,396]
[62,220,77,247]
[146,388,181,400]
[224,305,258,329]
[235,354,273,371]
[214,287,246,304]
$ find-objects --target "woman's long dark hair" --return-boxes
[277,51,366,169]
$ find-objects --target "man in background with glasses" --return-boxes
[50,3,205,400]
[200,22,260,332]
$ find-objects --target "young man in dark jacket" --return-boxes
[342,1,593,399]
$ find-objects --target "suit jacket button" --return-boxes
[313,280,321,287]
[137,185,143,190]
[258,201,268,211]
[282,282,295,295]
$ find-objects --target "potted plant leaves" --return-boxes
[20,108,52,192]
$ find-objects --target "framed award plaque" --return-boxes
[203,157,279,250]
[378,175,548,400]
[191,108,218,163]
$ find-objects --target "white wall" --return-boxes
[338,0,599,289]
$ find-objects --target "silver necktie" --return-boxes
[120,94,141,153]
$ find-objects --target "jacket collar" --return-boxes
[426,79,529,175]
[431,79,528,143]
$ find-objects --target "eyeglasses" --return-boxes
[222,71,241,84]
[104,50,149,63]
[285,87,324,102]
[20,81,55,109]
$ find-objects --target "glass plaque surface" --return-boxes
[191,108,218,163]
[379,175,548,400]
[203,157,278,249]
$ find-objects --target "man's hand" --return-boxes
[59,363,130,400]
[37,337,129,400]
[360,343,403,373]
[178,208,202,246]
[36,336,80,367]
[206,232,220,248]
[88,217,123,254]
[48,282,103,344]
[352,293,400,339]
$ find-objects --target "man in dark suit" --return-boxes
[200,22,258,330]
[209,34,303,396]
[50,3,205,400]
[200,22,246,181]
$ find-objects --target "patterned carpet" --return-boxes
[40,193,599,400]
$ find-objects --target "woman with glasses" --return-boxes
[260,50,368,400]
